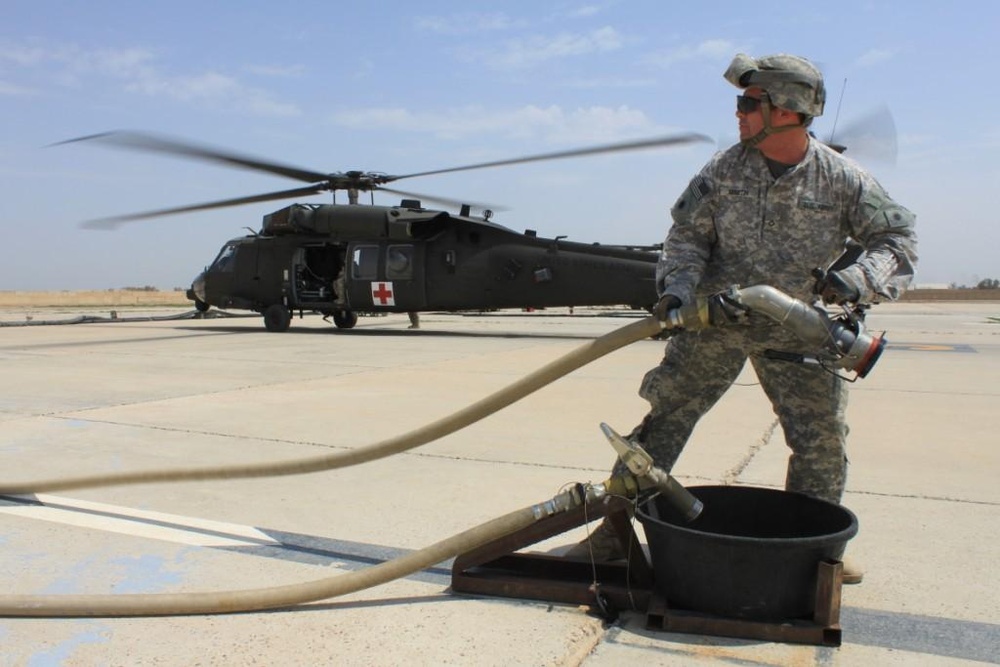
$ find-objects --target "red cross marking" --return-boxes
[371,282,394,305]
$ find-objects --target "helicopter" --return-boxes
[60,131,712,331]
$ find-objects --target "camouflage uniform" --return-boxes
[631,137,917,504]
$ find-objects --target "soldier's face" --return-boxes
[737,86,765,141]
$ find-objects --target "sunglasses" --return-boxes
[736,95,763,113]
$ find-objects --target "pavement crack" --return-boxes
[553,616,605,667]
[722,417,778,484]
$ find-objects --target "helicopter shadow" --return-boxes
[0,329,243,352]
[169,323,617,343]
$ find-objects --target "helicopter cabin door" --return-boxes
[291,243,346,307]
[345,242,425,312]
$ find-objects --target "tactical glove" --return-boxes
[652,294,682,321]
[813,269,861,305]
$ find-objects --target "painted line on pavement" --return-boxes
[889,342,977,352]
[0,493,279,548]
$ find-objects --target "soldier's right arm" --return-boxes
[655,168,717,305]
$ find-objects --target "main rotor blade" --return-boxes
[81,184,326,229]
[390,132,713,181]
[54,131,331,184]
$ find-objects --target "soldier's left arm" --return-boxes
[841,172,918,302]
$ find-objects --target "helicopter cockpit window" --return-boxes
[211,243,238,273]
[352,246,379,280]
[386,245,414,279]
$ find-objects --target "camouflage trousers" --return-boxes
[621,323,849,504]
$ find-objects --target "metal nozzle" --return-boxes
[600,422,652,476]
[645,468,704,522]
[599,423,703,522]
[727,285,886,377]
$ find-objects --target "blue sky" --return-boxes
[1,1,996,290]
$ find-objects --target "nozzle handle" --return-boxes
[647,468,703,522]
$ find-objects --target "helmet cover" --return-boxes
[724,53,825,117]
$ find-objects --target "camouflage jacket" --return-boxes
[656,138,917,306]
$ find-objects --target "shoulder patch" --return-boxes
[879,205,916,229]
[691,176,711,200]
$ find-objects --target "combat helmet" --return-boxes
[724,53,825,146]
[725,53,826,119]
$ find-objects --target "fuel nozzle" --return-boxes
[822,308,886,378]
[600,423,703,522]
[717,284,887,379]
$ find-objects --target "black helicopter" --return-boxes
[61,131,711,331]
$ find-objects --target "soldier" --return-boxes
[568,53,917,584]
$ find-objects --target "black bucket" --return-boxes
[636,485,858,621]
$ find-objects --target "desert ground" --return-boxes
[0,289,191,309]
[1,299,997,664]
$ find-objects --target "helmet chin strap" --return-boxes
[742,94,803,147]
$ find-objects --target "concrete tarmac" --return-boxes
[0,302,997,665]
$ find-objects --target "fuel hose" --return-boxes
[0,316,662,495]
[0,503,547,617]
[0,317,663,617]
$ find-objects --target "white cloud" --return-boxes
[245,64,306,78]
[415,12,523,35]
[643,39,735,69]
[331,104,661,143]
[126,71,300,117]
[0,80,36,96]
[568,5,603,18]
[488,27,624,69]
[549,105,657,143]
[0,41,55,66]
[0,39,298,117]
[855,48,897,68]
[561,75,657,89]
[79,48,157,79]
[0,42,157,91]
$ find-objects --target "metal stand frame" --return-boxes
[645,559,844,646]
[452,497,653,614]
[451,498,845,646]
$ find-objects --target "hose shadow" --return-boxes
[272,593,464,614]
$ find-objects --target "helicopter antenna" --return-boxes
[828,78,847,145]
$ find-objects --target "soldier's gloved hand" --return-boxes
[652,294,682,321]
[813,269,861,305]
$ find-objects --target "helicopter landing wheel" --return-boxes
[332,309,358,329]
[194,298,210,313]
[263,304,292,332]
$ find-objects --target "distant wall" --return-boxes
[900,289,1000,302]
[0,290,190,307]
